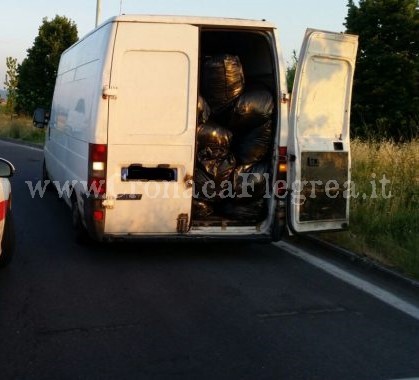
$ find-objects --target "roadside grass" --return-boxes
[316,139,419,279]
[0,106,44,145]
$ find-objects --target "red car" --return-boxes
[0,158,15,267]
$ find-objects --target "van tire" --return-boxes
[42,159,53,192]
[0,210,15,267]
[71,196,89,244]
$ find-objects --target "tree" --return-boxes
[4,57,19,117]
[16,15,78,114]
[345,0,419,141]
[286,50,298,93]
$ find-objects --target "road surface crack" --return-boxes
[257,306,347,320]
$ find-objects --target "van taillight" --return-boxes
[276,146,287,196]
[88,143,107,196]
[93,210,104,221]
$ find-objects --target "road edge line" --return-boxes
[274,241,419,322]
[305,235,419,289]
[0,138,43,151]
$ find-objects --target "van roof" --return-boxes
[100,14,276,30]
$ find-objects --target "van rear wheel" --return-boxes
[72,197,89,244]
[42,159,53,192]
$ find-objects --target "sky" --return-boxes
[0,0,350,90]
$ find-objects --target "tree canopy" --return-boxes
[286,50,298,93]
[4,57,19,116]
[16,15,78,114]
[345,0,419,141]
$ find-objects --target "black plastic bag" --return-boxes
[200,154,236,184]
[201,54,245,113]
[230,89,274,131]
[221,198,267,222]
[192,200,214,219]
[234,161,270,201]
[233,121,273,164]
[194,154,236,200]
[197,95,211,125]
[194,165,213,199]
[197,122,233,160]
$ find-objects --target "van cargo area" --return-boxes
[192,29,278,228]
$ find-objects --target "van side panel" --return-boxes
[45,23,116,202]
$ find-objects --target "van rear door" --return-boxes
[105,22,198,235]
[288,29,358,233]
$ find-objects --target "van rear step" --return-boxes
[192,218,263,228]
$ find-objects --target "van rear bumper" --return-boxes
[101,233,272,244]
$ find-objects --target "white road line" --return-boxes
[274,241,419,322]
[0,139,43,152]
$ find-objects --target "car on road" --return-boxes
[0,158,15,267]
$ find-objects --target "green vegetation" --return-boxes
[0,105,44,145]
[345,0,419,141]
[317,139,419,278]
[286,50,298,93]
[16,15,78,115]
[4,57,18,115]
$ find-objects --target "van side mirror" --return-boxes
[0,159,15,178]
[33,108,50,129]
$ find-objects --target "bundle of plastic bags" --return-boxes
[232,121,272,164]
[197,95,211,125]
[233,161,269,200]
[194,154,236,200]
[201,54,245,113]
[197,122,233,160]
[192,199,214,219]
[230,89,274,131]
[221,198,266,222]
[194,60,275,222]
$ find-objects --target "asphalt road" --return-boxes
[1,140,419,380]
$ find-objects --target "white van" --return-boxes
[33,15,358,242]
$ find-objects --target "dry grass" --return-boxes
[317,139,419,278]
[0,106,45,144]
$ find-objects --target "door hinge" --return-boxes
[102,85,118,100]
[281,92,290,104]
[288,154,296,162]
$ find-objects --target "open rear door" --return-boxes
[288,29,358,233]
